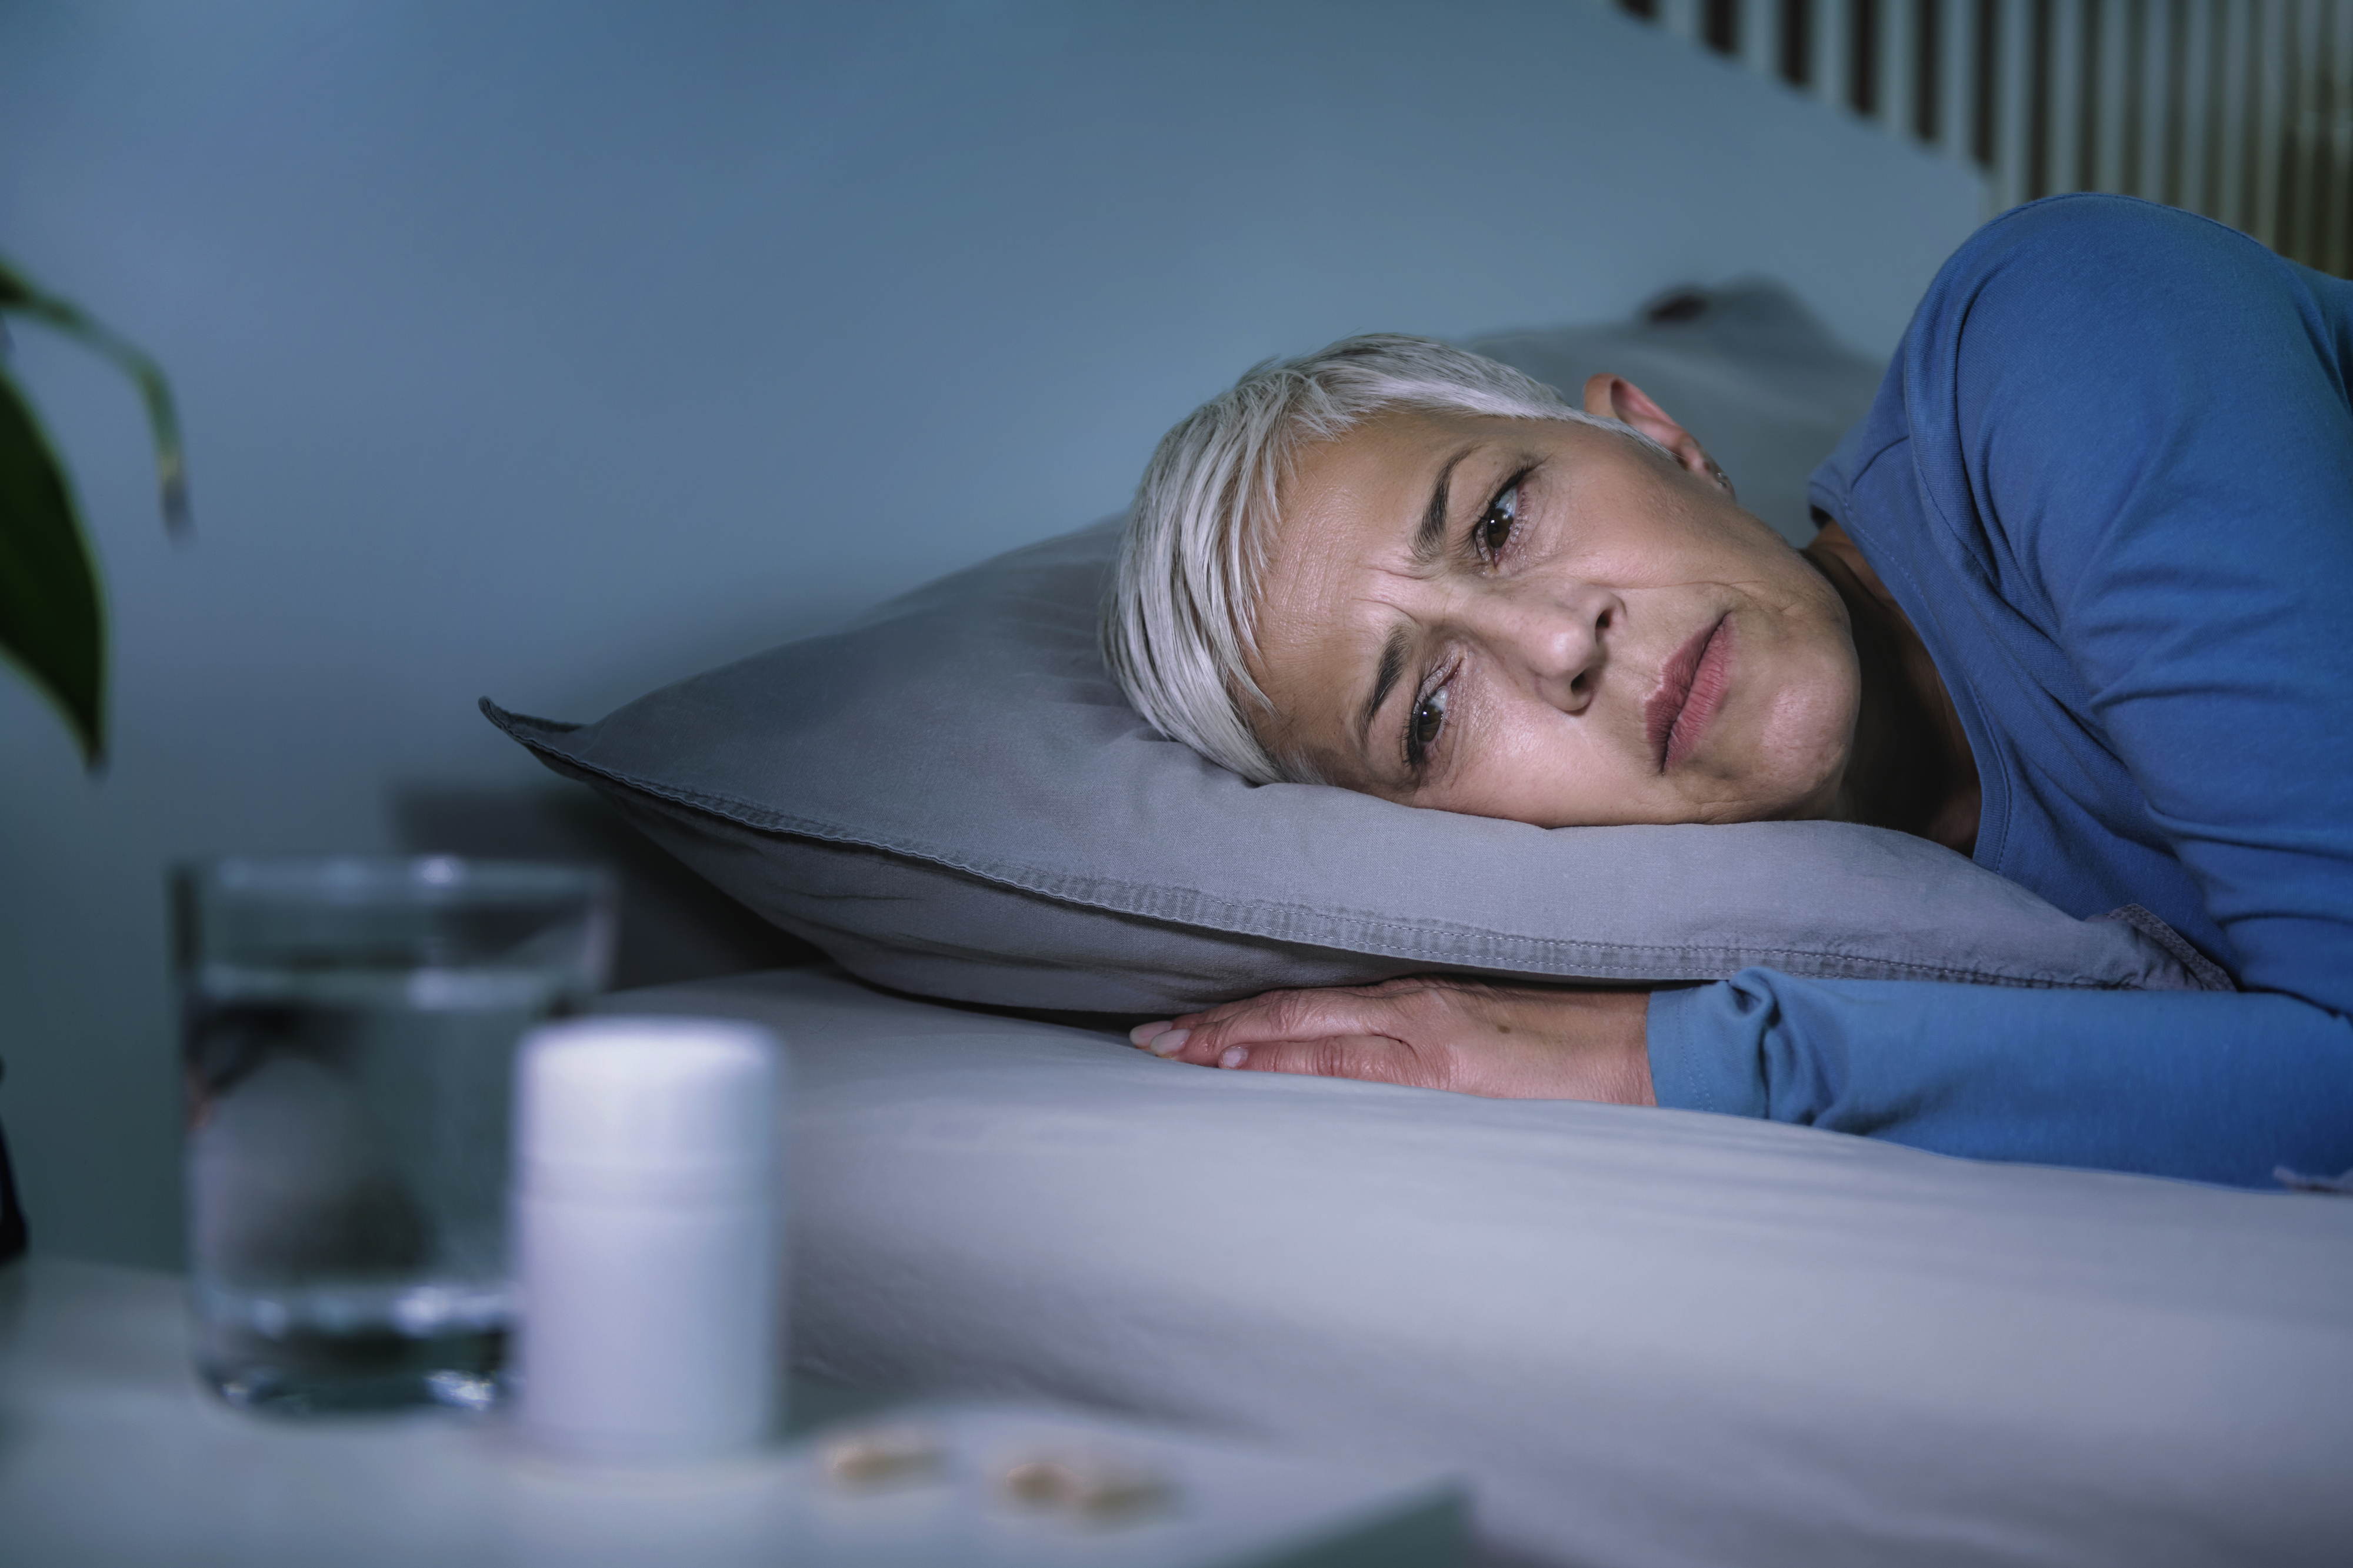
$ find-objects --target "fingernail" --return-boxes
[1128,1021,1174,1048]
[1218,1046,1248,1070]
[1148,1028,1190,1057]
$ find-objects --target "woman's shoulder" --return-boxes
[1834,191,2352,640]
[1914,195,2319,362]
[1952,191,2248,261]
[1942,192,2288,294]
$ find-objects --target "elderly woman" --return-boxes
[1102,195,2353,1189]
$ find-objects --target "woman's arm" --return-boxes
[1647,973,2353,1187]
[1133,973,2353,1186]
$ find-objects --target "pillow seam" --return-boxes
[501,720,2149,993]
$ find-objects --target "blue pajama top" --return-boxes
[1644,194,2353,1187]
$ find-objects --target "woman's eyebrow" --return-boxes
[1413,442,1481,566]
[1357,626,1412,761]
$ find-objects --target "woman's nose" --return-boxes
[1471,583,1617,713]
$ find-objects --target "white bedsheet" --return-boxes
[606,967,2353,1568]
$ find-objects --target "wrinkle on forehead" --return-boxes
[1249,413,1521,780]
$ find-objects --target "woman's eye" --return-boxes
[1407,683,1447,765]
[1475,483,1519,561]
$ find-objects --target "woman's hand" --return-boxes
[1126,978,1655,1105]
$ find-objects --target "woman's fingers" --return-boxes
[1126,1020,1208,1059]
[1127,983,1481,1068]
[1180,988,1425,1059]
[1217,1033,1449,1089]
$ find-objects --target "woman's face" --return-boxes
[1248,400,1860,828]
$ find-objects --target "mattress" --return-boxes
[604,966,2353,1568]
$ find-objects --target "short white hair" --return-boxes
[1102,333,1650,783]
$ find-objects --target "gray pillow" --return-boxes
[487,288,2208,1012]
[485,552,2205,1015]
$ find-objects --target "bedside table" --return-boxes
[0,1257,1464,1567]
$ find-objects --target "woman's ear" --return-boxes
[1581,373,1734,497]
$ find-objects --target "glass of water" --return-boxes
[173,856,614,1414]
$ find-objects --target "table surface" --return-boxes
[0,1258,1463,1568]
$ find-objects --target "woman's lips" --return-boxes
[1645,616,1732,772]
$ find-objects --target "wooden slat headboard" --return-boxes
[1612,0,2352,276]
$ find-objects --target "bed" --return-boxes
[596,964,2353,1568]
[466,245,2353,1566]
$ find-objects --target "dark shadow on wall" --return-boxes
[391,783,819,993]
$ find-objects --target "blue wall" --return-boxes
[0,0,1981,1267]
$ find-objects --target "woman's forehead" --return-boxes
[1263,419,1453,619]
[1275,405,1629,524]
[1279,406,1485,514]
[1251,412,1499,764]
[1268,407,1608,582]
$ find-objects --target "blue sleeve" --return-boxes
[1648,973,2353,1187]
[1650,198,2353,1188]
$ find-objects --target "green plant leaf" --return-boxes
[0,367,106,766]
[0,255,188,533]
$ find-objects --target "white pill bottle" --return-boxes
[509,1016,784,1459]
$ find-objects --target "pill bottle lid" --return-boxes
[516,1016,781,1203]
